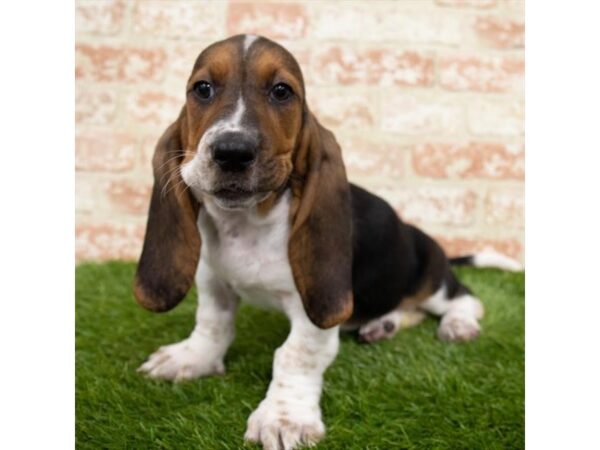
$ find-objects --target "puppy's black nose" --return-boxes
[211,132,257,172]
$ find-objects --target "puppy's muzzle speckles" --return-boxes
[211,131,258,173]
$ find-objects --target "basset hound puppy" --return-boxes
[134,35,521,450]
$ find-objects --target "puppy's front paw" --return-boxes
[138,337,225,382]
[244,399,325,450]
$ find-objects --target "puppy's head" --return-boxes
[180,35,305,210]
[135,35,353,329]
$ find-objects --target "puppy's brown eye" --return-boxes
[270,83,293,102]
[193,80,213,101]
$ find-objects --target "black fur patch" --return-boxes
[348,184,472,323]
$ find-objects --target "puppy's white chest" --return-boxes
[198,192,295,309]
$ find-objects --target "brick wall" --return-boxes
[75,0,525,262]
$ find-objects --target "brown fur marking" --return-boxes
[134,35,354,329]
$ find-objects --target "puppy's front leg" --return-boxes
[245,295,339,450]
[138,260,238,381]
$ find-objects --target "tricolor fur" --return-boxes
[133,35,522,450]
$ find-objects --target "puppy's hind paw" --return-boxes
[437,313,481,343]
[358,310,426,344]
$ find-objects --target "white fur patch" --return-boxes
[200,191,296,306]
[473,249,523,271]
[245,298,338,448]
[202,191,337,448]
[437,301,482,342]
[226,97,246,131]
[419,285,450,316]
[420,286,484,342]
[243,34,259,54]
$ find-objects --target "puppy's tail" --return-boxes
[449,249,523,271]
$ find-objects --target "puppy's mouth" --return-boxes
[207,187,271,210]
[212,188,254,201]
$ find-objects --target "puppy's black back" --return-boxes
[349,184,468,323]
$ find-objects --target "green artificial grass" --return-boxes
[76,262,524,450]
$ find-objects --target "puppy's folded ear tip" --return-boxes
[306,292,354,329]
[133,276,185,313]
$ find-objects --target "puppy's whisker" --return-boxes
[162,166,194,201]
[162,149,196,157]
[158,153,194,187]
[156,150,195,172]
[159,162,185,186]
[156,154,185,172]
[166,177,190,202]
[175,181,192,202]
[160,166,184,199]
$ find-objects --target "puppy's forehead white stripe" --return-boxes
[244,34,259,54]
[213,97,246,132]
[229,97,245,128]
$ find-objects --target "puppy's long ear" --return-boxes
[133,109,201,312]
[288,112,353,329]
